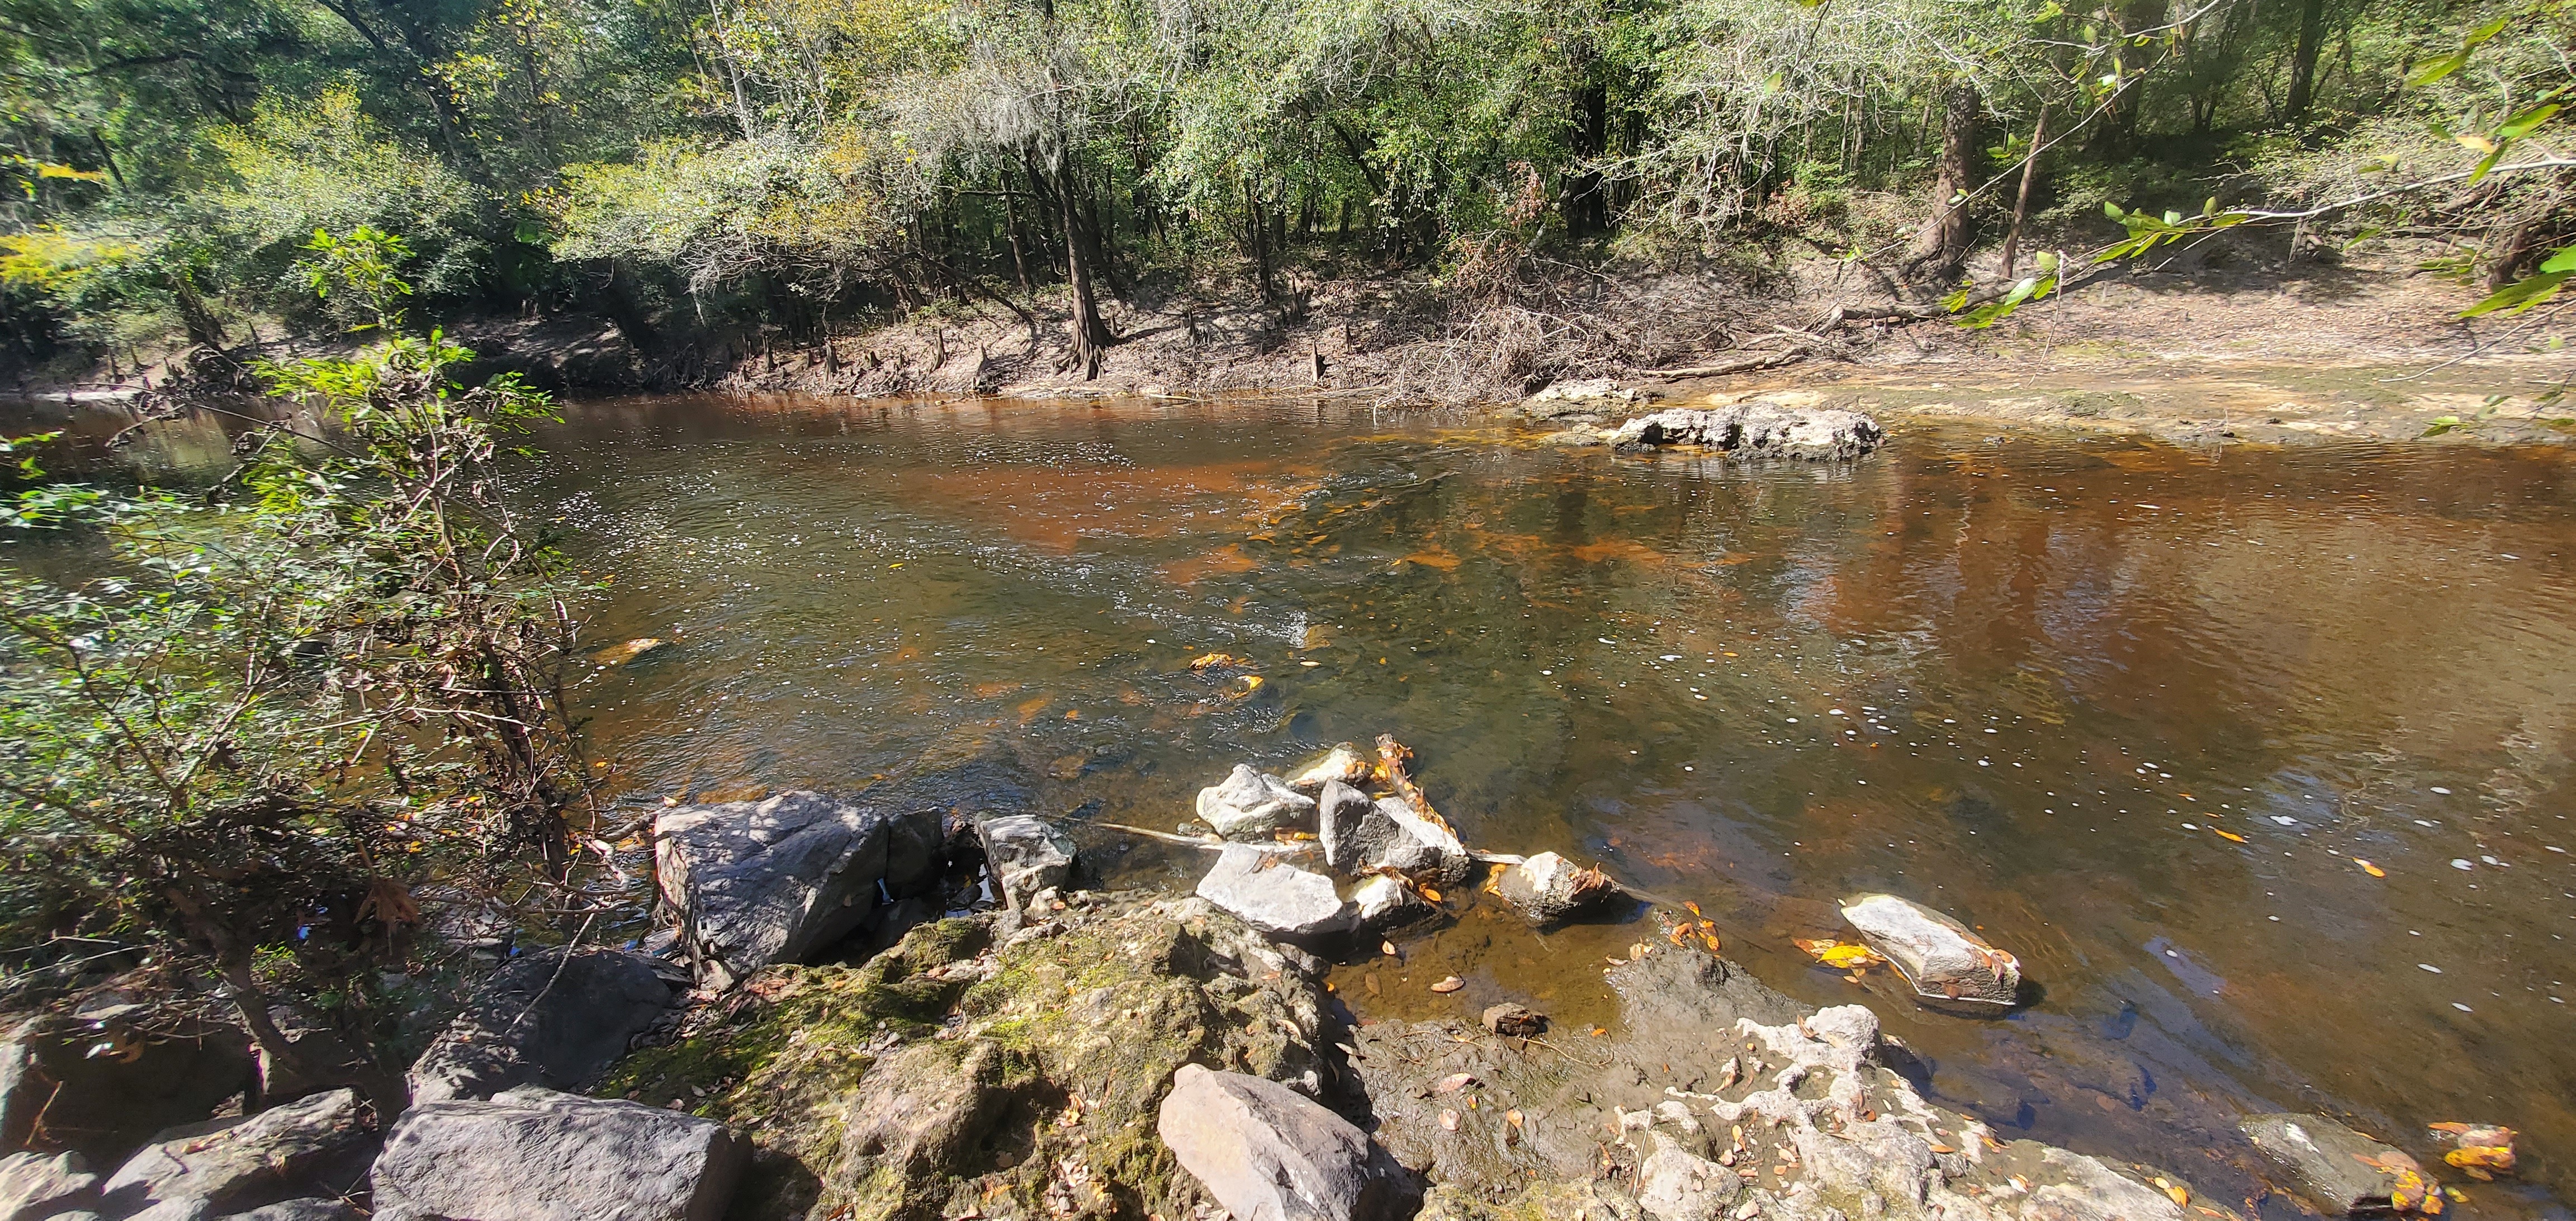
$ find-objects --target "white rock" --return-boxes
[1838,894,2020,1009]
[1196,765,1316,841]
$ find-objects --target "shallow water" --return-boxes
[30,391,2576,1211]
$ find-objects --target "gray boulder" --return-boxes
[1348,876,1425,931]
[1839,893,2021,1010]
[976,815,1075,912]
[2241,1114,2416,1215]
[1637,1132,1737,1221]
[1328,798,1468,888]
[0,1016,255,1166]
[370,1087,745,1221]
[1157,1064,1411,1221]
[217,1201,357,1221]
[0,1151,98,1220]
[655,790,945,987]
[1609,404,1883,461]
[1196,765,1315,841]
[1286,746,1371,792]
[1314,783,1375,868]
[1196,845,1353,939]
[407,946,684,1104]
[1492,853,1623,922]
[98,1089,372,1218]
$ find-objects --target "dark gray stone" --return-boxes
[98,1089,372,1218]
[407,947,683,1104]
[0,1017,255,1167]
[2241,1114,2414,1215]
[216,1201,357,1221]
[976,815,1075,912]
[370,1086,745,1221]
[1492,853,1622,922]
[1195,765,1315,841]
[1314,782,1374,872]
[1609,404,1883,461]
[1157,1064,1411,1221]
[1839,893,2021,1010]
[1195,845,1353,939]
[1342,799,1467,887]
[655,790,944,987]
[0,1150,97,1220]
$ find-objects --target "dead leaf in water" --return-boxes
[1431,976,1465,993]
[1188,652,1249,670]
[2212,828,2247,843]
[2356,858,2386,877]
[1793,939,1886,970]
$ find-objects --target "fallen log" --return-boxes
[1644,347,1810,378]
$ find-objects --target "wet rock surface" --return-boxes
[2240,1114,2414,1215]
[976,813,1076,912]
[1607,404,1885,460]
[1197,844,1354,938]
[1839,895,2022,1010]
[1158,1064,1415,1221]
[1492,853,1624,922]
[407,946,685,1104]
[1197,765,1317,840]
[99,1089,372,1219]
[655,790,945,987]
[370,1086,746,1221]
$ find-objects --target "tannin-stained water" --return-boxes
[72,390,2576,1213]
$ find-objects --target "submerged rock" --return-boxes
[1196,765,1317,840]
[1286,746,1372,791]
[655,790,945,987]
[974,813,1076,912]
[372,1087,746,1221]
[408,946,684,1104]
[1197,844,1353,938]
[2241,1114,2417,1215]
[1839,893,2021,1010]
[1348,875,1426,931]
[1609,404,1883,460]
[1492,852,1623,921]
[0,1151,98,1219]
[1158,1065,1414,1221]
[100,1089,373,1218]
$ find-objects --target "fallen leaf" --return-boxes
[1439,1109,1461,1132]
[1381,940,1399,957]
[1241,675,1265,692]
[1419,886,1442,902]
[1506,1109,1524,1129]
[1794,939,1886,969]
[1188,652,1248,670]
[1434,1072,1478,1094]
[1431,976,1465,993]
[2356,858,2386,877]
[2213,828,2248,843]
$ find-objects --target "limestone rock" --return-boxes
[1493,853,1623,922]
[1349,875,1425,931]
[1287,746,1371,792]
[370,1087,745,1221]
[1481,1004,1545,1038]
[655,790,945,987]
[976,814,1075,912]
[0,1151,98,1220]
[408,946,683,1104]
[99,1089,372,1218]
[2241,1114,2414,1215]
[1639,1132,1738,1221]
[1157,1064,1411,1221]
[1315,782,1375,869]
[0,1016,255,1166]
[218,1201,359,1221]
[1325,799,1468,887]
[1608,405,1883,461]
[1197,845,1353,938]
[1196,765,1315,841]
[1838,895,2020,1010]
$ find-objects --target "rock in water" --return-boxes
[1838,894,2021,1010]
[1349,875,1426,931]
[2241,1114,2419,1215]
[1481,1004,1546,1038]
[0,1151,98,1219]
[1493,853,1623,922]
[1608,405,1883,461]
[99,1089,373,1218]
[976,814,1076,912]
[370,1087,746,1221]
[1196,765,1317,840]
[1157,1064,1410,1221]
[1331,799,1469,888]
[1316,781,1375,867]
[408,947,684,1104]
[1196,845,1353,938]
[1287,746,1372,791]
[655,790,944,987]
[1637,1131,1738,1221]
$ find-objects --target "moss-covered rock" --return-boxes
[602,897,1332,1221]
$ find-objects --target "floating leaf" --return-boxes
[1430,976,1465,993]
[2212,828,2247,843]
[1795,938,1886,969]
[2356,858,2386,877]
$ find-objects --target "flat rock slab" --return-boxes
[1157,1064,1411,1221]
[0,1017,255,1166]
[976,814,1075,912]
[409,946,683,1104]
[220,1201,360,1221]
[1197,765,1315,841]
[1196,845,1352,938]
[2241,1114,2416,1215]
[0,1150,98,1219]
[100,1089,372,1218]
[1840,893,2021,1010]
[656,790,943,987]
[371,1087,745,1221]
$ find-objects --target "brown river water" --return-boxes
[50,390,2576,1215]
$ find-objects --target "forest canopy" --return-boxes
[0,0,2567,370]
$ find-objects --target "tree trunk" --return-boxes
[1999,103,2047,280]
[1907,82,1982,280]
[2283,0,2328,125]
[1004,191,1033,289]
[1043,152,1112,377]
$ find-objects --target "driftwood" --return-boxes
[1645,346,1810,378]
[1055,817,1318,856]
